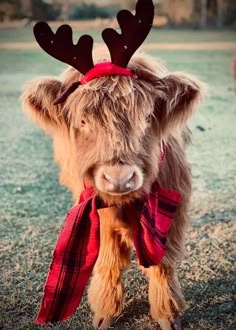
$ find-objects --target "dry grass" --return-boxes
[0,216,235,329]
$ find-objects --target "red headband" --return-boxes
[81,62,134,85]
[53,63,135,105]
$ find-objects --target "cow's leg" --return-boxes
[142,263,185,330]
[142,187,190,330]
[88,207,132,329]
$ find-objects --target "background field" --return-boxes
[0,29,235,329]
[0,26,236,43]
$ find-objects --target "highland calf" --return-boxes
[21,1,203,329]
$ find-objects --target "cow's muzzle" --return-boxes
[94,164,143,195]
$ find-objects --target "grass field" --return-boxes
[0,26,236,44]
[0,28,235,330]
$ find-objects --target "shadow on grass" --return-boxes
[113,299,150,328]
[113,276,235,329]
[0,274,234,330]
[182,276,235,330]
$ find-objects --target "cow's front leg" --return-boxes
[88,207,132,329]
[142,263,185,330]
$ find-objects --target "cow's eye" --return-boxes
[146,114,152,122]
[79,119,90,134]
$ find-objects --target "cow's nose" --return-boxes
[103,170,135,193]
[94,164,143,195]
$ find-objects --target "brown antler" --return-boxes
[102,0,154,68]
[34,22,94,75]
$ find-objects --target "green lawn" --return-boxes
[0,29,235,330]
[0,26,235,44]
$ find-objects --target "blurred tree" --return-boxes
[30,0,60,20]
[0,0,22,21]
[0,0,235,26]
[68,3,117,20]
[216,0,224,27]
[20,0,32,18]
[55,0,74,20]
[224,0,236,26]
[200,0,207,28]
[161,0,194,26]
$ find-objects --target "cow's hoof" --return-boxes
[171,316,183,330]
[93,316,113,329]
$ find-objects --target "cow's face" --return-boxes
[64,72,159,203]
[22,55,203,204]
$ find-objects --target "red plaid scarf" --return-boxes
[35,183,181,324]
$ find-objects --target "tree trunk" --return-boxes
[216,0,224,28]
[20,0,32,18]
[200,0,207,28]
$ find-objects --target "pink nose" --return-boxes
[103,171,135,193]
[95,164,143,195]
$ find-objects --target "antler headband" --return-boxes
[34,0,154,104]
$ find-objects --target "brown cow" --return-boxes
[21,1,204,329]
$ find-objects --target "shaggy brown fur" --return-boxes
[21,48,203,329]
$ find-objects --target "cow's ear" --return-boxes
[21,77,64,133]
[154,72,204,136]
